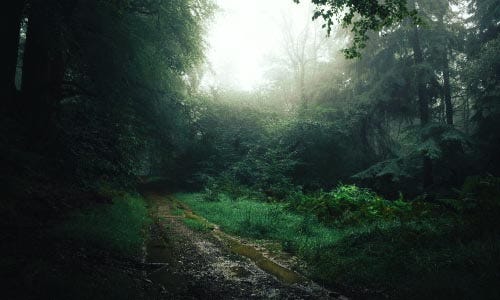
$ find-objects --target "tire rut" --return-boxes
[143,193,347,300]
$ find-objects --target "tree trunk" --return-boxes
[1,0,25,112]
[443,48,453,125]
[411,23,434,190]
[21,1,65,150]
[463,96,470,134]
[299,62,306,108]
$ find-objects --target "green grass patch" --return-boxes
[176,192,500,300]
[171,208,185,216]
[55,193,151,256]
[176,192,339,244]
[182,218,212,232]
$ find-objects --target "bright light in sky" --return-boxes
[202,0,314,91]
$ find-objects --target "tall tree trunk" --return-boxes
[21,0,65,151]
[411,23,434,190]
[443,47,453,125]
[299,62,306,108]
[463,96,470,134]
[1,0,25,112]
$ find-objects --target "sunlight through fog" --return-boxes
[202,0,318,91]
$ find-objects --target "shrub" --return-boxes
[457,175,500,232]
[289,184,412,226]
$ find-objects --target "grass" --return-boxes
[183,218,212,232]
[3,191,152,300]
[171,208,185,216]
[55,193,151,256]
[176,192,339,247]
[176,192,500,300]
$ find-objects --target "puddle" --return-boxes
[148,194,306,286]
[142,193,340,299]
[213,230,304,285]
[173,198,305,285]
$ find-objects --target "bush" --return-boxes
[289,184,412,226]
[201,175,267,202]
[456,175,500,232]
[460,176,500,210]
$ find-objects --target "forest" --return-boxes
[1,0,500,299]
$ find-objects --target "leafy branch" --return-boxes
[294,0,420,58]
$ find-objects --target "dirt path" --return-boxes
[142,192,347,300]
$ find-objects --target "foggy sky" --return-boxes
[202,0,314,91]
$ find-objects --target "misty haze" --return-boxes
[2,0,500,299]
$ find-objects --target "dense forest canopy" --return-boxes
[2,0,500,299]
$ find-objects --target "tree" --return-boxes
[1,0,25,111]
[21,0,75,149]
[276,6,329,108]
[466,0,500,175]
[313,0,471,194]
[0,0,214,184]
[294,0,419,58]
[407,0,434,189]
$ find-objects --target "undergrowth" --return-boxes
[55,193,151,256]
[176,180,500,299]
[3,188,152,300]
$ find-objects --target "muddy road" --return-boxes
[142,193,347,300]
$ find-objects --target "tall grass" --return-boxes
[177,192,340,249]
[55,193,150,256]
[176,192,500,299]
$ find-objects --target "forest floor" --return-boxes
[143,192,346,299]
